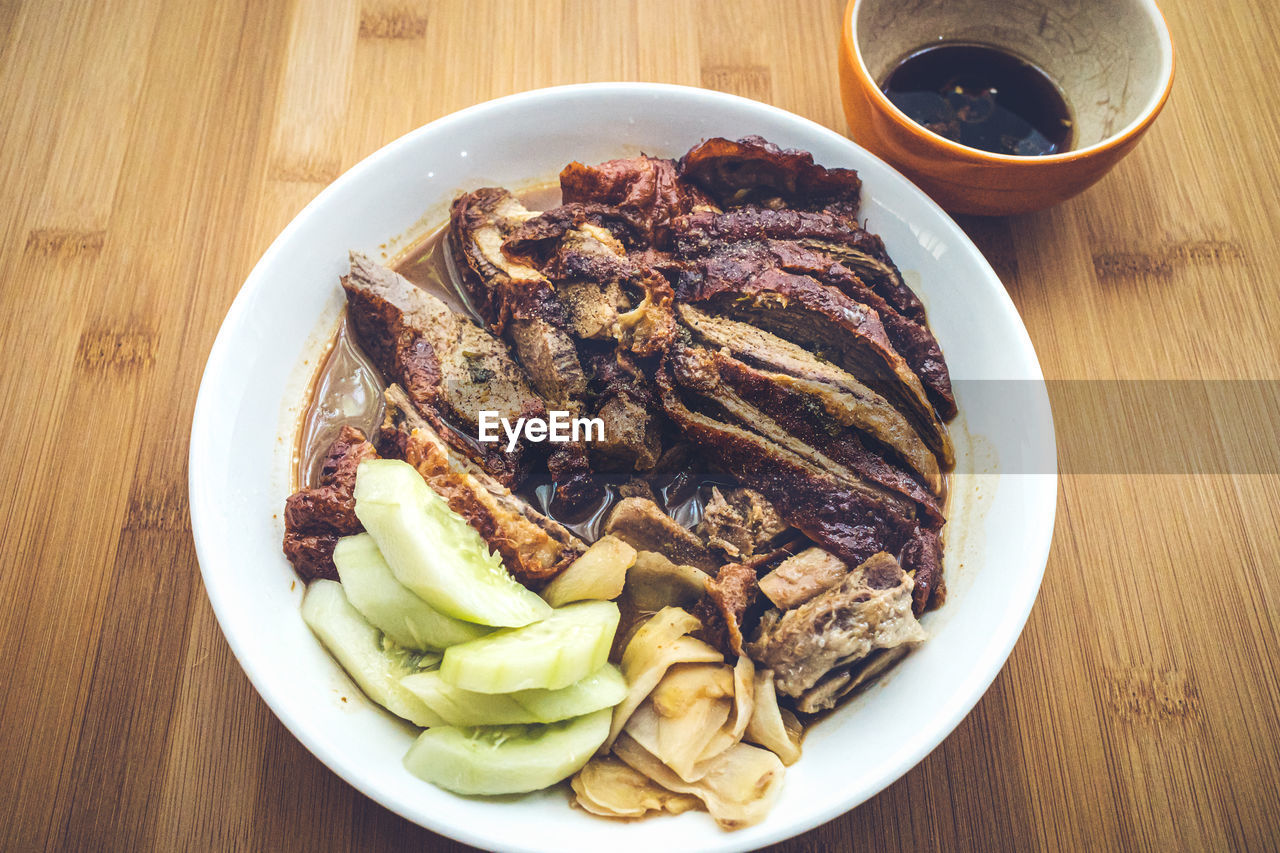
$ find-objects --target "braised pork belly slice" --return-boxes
[656,369,916,570]
[672,206,925,325]
[677,136,863,222]
[678,305,943,492]
[747,552,926,707]
[379,384,585,586]
[341,252,542,487]
[282,426,378,581]
[676,266,953,466]
[674,237,953,418]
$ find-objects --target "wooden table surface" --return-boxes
[2,0,1278,850]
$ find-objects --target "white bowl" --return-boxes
[190,83,1056,852]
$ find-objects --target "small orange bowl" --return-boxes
[839,0,1174,215]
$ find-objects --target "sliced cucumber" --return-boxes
[353,459,551,628]
[300,580,445,728]
[440,600,620,694]
[509,664,627,722]
[334,533,491,650]
[401,664,627,726]
[402,707,613,795]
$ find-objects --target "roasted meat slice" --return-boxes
[669,344,938,532]
[678,305,943,491]
[690,346,944,523]
[506,207,679,357]
[676,238,954,418]
[657,368,917,569]
[449,188,587,407]
[672,206,925,325]
[676,265,953,466]
[747,552,926,706]
[449,189,596,504]
[678,136,862,221]
[900,525,945,614]
[379,384,586,585]
[282,426,378,581]
[583,347,664,471]
[603,497,718,573]
[559,154,713,248]
[342,252,542,485]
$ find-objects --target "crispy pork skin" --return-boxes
[283,426,378,581]
[747,552,926,705]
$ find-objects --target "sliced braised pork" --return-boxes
[282,426,378,581]
[379,384,586,585]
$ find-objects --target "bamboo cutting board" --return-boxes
[1,0,1278,850]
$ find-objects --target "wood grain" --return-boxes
[0,0,1277,850]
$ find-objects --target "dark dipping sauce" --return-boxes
[295,185,735,545]
[881,43,1073,157]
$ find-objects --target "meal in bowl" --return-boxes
[281,135,954,829]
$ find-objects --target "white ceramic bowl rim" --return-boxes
[190,82,1057,852]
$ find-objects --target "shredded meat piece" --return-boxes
[757,547,849,610]
[282,426,378,581]
[696,487,787,560]
[604,497,718,572]
[747,552,926,704]
[693,561,759,657]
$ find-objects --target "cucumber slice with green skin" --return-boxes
[301,580,445,728]
[509,664,627,722]
[402,708,613,795]
[401,664,627,726]
[353,459,552,628]
[440,600,620,694]
[334,533,491,650]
